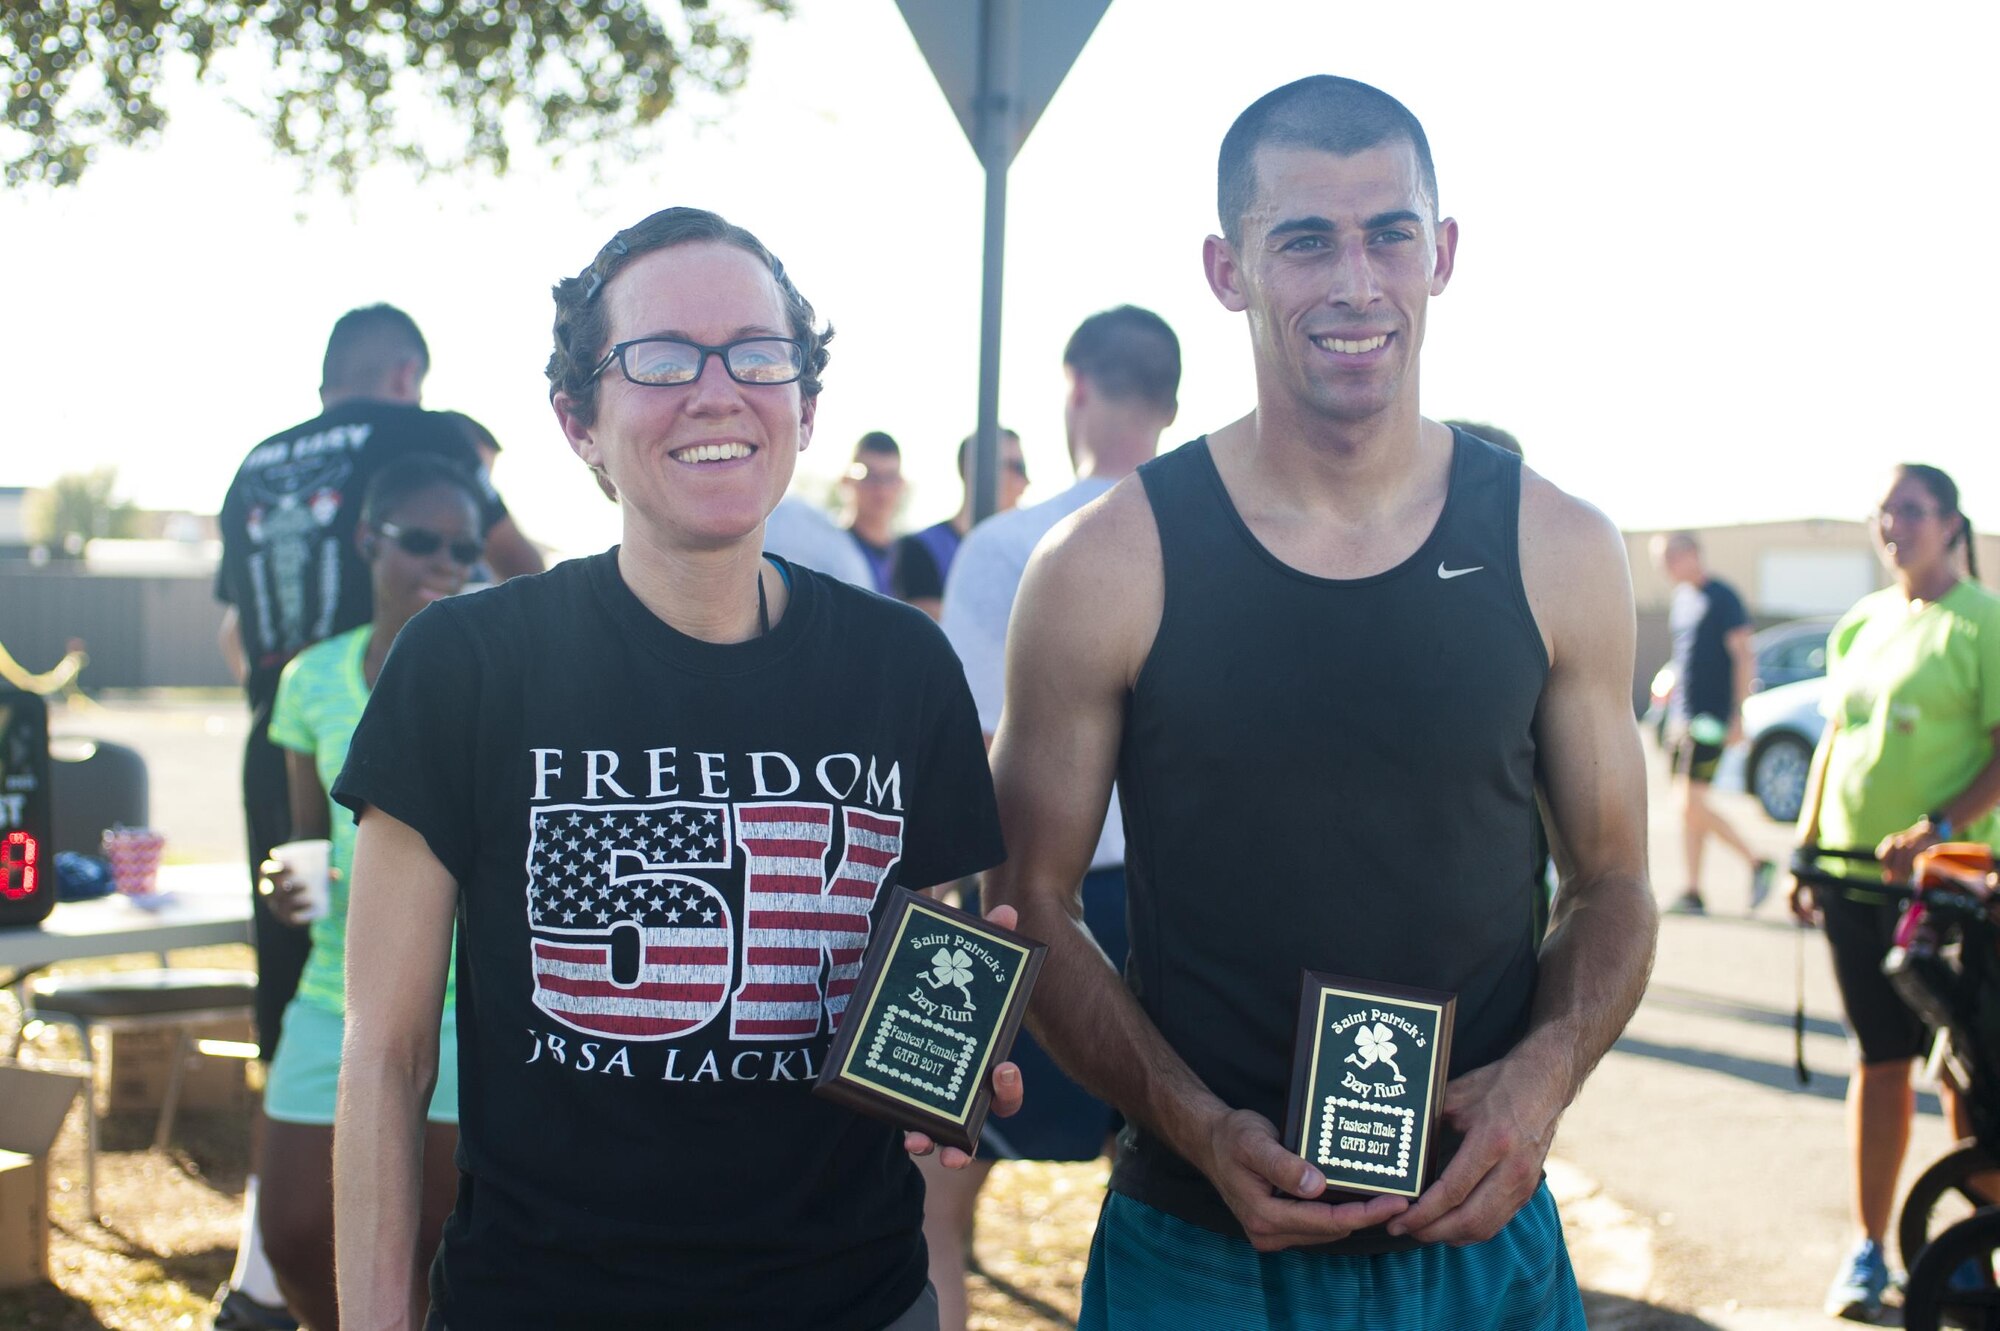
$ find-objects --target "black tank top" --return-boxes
[1110,428,1550,1242]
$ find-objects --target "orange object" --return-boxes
[1914,842,1997,896]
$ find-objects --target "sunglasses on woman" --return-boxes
[376,521,484,566]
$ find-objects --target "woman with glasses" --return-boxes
[254,453,488,1329]
[1792,463,2000,1320]
[330,208,1017,1331]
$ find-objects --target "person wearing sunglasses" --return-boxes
[330,207,1019,1331]
[253,453,488,1330]
[209,304,543,1331]
[891,428,1028,621]
[1791,464,2000,1320]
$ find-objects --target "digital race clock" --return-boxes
[0,689,55,926]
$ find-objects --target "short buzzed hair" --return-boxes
[1063,305,1181,416]
[322,304,429,394]
[1217,76,1438,245]
[855,430,900,460]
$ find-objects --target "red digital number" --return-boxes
[1,830,38,901]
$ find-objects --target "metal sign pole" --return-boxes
[894,0,1109,524]
[972,0,1018,526]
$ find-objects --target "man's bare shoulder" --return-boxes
[1518,465,1634,665]
[1034,474,1159,572]
[1016,474,1163,684]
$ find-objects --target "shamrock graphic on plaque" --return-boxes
[1283,970,1456,1201]
[815,888,1044,1151]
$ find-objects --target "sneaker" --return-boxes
[1825,1237,1890,1321]
[209,1285,299,1331]
[1750,859,1776,912]
[1666,889,1707,915]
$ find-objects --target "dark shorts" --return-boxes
[964,866,1128,1162]
[1821,884,1931,1064]
[1669,735,1724,784]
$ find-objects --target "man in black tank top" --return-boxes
[983,77,1656,1330]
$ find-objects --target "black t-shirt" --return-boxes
[332,551,1004,1331]
[890,521,963,603]
[215,399,505,711]
[1669,576,1749,722]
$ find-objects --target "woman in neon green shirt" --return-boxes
[259,454,487,1330]
[1792,463,2000,1320]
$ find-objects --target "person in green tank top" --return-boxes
[1791,462,2000,1321]
[256,454,490,1330]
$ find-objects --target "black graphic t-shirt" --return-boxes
[215,400,505,712]
[333,551,1004,1331]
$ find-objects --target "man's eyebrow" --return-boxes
[1268,215,1336,238]
[1267,210,1426,238]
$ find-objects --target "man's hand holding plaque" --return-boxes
[815,889,1043,1159]
[1284,970,1457,1206]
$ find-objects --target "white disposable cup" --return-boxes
[271,837,332,923]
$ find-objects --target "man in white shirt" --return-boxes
[927,305,1180,1331]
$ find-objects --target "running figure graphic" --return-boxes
[1345,1022,1406,1083]
[925,947,978,1011]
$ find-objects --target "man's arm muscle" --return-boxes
[987,484,1404,1249]
[1393,471,1656,1244]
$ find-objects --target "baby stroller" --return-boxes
[1797,843,2000,1330]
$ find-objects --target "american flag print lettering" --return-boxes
[731,802,905,1041]
[525,801,737,1040]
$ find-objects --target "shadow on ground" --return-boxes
[1584,1290,1728,1329]
[0,1285,108,1331]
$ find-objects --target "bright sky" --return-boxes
[3,1,1997,560]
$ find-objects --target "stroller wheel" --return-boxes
[1905,1207,2000,1331]
[1904,1142,2000,1274]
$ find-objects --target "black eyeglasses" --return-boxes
[376,522,484,566]
[588,336,805,388]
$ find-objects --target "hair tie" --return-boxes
[583,271,604,302]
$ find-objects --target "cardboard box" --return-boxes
[100,1019,254,1115]
[0,1061,85,1289]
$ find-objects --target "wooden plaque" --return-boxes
[1283,970,1456,1201]
[814,887,1044,1152]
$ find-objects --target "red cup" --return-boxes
[101,826,166,898]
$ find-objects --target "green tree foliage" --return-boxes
[33,469,137,557]
[2,1,791,190]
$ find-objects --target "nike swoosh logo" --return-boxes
[1437,563,1484,579]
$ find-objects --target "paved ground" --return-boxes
[48,697,1968,1326]
[1558,737,1960,1328]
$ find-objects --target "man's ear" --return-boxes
[1430,216,1459,296]
[1203,234,1249,313]
[395,357,426,404]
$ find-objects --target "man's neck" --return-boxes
[1226,394,1442,517]
[1072,418,1164,483]
[850,518,892,550]
[616,524,780,644]
[320,387,418,411]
